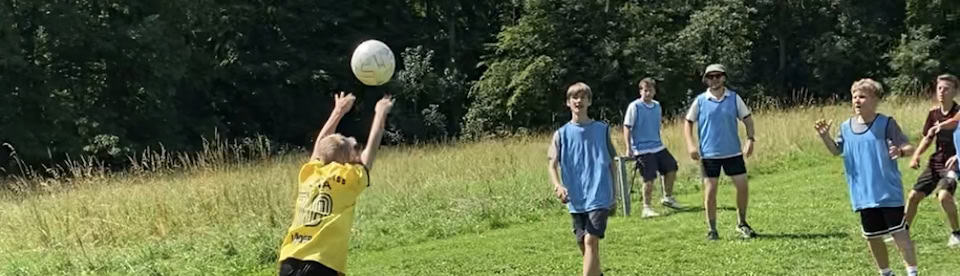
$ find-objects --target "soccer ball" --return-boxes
[350,40,396,86]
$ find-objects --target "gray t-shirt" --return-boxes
[835,115,909,150]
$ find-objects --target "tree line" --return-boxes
[1,0,957,168]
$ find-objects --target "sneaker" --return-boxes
[736,224,757,239]
[641,206,660,218]
[948,232,960,248]
[881,271,896,276]
[706,230,719,240]
[660,196,684,209]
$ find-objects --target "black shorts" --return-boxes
[633,149,679,182]
[858,206,907,239]
[279,258,339,276]
[571,208,609,244]
[700,155,747,178]
[913,165,957,195]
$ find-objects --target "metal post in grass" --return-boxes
[614,156,633,216]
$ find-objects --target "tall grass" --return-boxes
[0,97,937,274]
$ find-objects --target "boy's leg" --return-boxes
[657,149,680,207]
[643,180,654,207]
[583,234,601,276]
[904,190,926,227]
[861,208,897,273]
[580,209,608,276]
[890,230,918,268]
[637,154,660,217]
[663,171,677,199]
[572,213,587,255]
[906,166,937,226]
[867,238,892,273]
[937,179,959,232]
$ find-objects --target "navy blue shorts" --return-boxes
[634,149,679,182]
[571,208,610,244]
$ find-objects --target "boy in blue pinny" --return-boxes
[815,78,918,276]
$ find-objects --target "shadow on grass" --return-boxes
[622,206,735,218]
[662,206,737,214]
[755,232,848,240]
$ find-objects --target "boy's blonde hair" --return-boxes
[851,78,884,98]
[566,82,592,99]
[315,134,356,164]
[936,74,960,90]
[638,78,656,90]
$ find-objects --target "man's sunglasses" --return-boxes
[705,74,724,80]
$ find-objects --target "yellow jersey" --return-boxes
[278,161,368,273]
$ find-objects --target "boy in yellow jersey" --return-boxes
[278,92,394,276]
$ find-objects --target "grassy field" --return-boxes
[2,98,959,275]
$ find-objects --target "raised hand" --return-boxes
[814,119,833,136]
[334,91,357,114]
[375,94,395,114]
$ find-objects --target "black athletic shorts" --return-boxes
[633,149,679,182]
[279,258,339,276]
[572,208,610,244]
[700,155,747,178]
[858,206,907,239]
[913,165,957,195]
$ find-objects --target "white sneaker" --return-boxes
[948,232,960,248]
[641,206,660,218]
[660,196,684,209]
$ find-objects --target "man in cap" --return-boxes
[683,64,758,240]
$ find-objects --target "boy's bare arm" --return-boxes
[814,119,841,155]
[609,160,618,204]
[909,134,933,168]
[898,143,916,158]
[360,95,395,171]
[548,156,568,203]
[938,113,960,130]
[311,92,356,160]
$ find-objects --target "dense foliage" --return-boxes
[1,0,957,166]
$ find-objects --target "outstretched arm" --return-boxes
[360,95,395,171]
[938,113,960,131]
[311,92,356,160]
